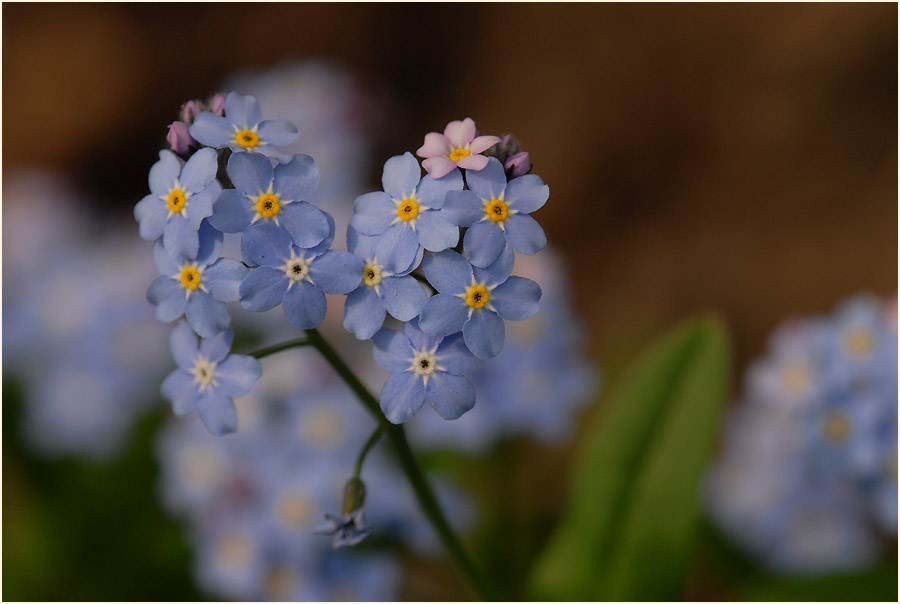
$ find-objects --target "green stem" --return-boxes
[354,425,384,480]
[303,328,500,600]
[247,337,312,359]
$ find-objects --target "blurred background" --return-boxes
[3,3,896,601]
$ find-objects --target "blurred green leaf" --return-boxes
[528,316,731,601]
[740,562,898,602]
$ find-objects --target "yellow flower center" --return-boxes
[363,260,384,287]
[449,147,470,162]
[180,266,202,290]
[485,198,509,222]
[780,363,811,395]
[843,328,875,357]
[256,194,281,218]
[466,284,489,309]
[397,198,420,221]
[824,412,850,444]
[235,129,260,149]
[167,189,187,213]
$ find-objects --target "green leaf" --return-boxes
[740,562,899,602]
[528,316,732,601]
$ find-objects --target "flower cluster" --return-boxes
[704,294,897,575]
[136,93,550,432]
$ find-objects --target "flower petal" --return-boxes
[504,174,549,214]
[169,320,199,369]
[273,154,319,201]
[134,194,166,241]
[380,275,427,322]
[346,226,377,260]
[149,150,183,194]
[418,293,469,337]
[374,224,420,276]
[404,317,442,351]
[503,213,547,255]
[215,354,262,397]
[490,276,541,320]
[279,201,331,249]
[442,190,484,227]
[443,118,476,149]
[228,151,273,196]
[470,134,501,154]
[463,309,505,359]
[421,157,457,179]
[436,333,484,375]
[283,281,327,330]
[239,266,288,312]
[147,276,186,322]
[382,152,421,200]
[195,221,224,265]
[225,92,263,128]
[186,292,230,338]
[472,243,514,288]
[343,286,387,340]
[422,250,472,294]
[349,191,396,235]
[241,223,292,267]
[179,147,218,193]
[208,189,252,233]
[160,369,197,416]
[198,390,238,435]
[380,371,426,424]
[152,240,180,276]
[310,250,364,294]
[199,328,234,364]
[372,328,413,372]
[464,157,507,201]
[414,210,459,252]
[185,185,216,229]
[463,220,506,268]
[188,113,234,148]
[258,119,299,147]
[426,373,476,420]
[163,214,199,260]
[203,258,249,302]
[414,168,463,209]
[456,154,490,171]
[416,132,451,159]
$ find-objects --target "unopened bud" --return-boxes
[341,478,366,515]
[209,93,227,116]
[504,151,532,179]
[166,121,195,155]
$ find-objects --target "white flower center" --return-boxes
[280,250,312,287]
[410,347,443,385]
[190,355,218,392]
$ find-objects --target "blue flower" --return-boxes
[160,321,262,435]
[342,227,427,340]
[147,222,248,338]
[314,508,373,549]
[442,156,548,267]
[417,249,541,359]
[372,318,483,423]
[134,148,219,258]
[238,223,363,330]
[189,92,298,159]
[209,151,332,249]
[349,152,463,273]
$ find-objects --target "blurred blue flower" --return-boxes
[161,321,262,435]
[189,91,298,159]
[350,151,462,272]
[442,157,548,267]
[147,222,247,338]
[314,508,373,549]
[238,223,363,330]
[418,248,541,359]
[134,148,219,258]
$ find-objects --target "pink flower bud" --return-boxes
[179,101,201,124]
[209,93,227,116]
[505,151,531,179]
[166,121,195,155]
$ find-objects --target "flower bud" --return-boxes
[209,93,227,116]
[341,477,366,514]
[504,150,532,179]
[166,121,195,155]
[179,100,202,124]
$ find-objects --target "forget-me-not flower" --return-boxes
[343,226,427,340]
[147,222,248,338]
[189,92,298,158]
[443,157,549,267]
[372,318,484,423]
[238,223,363,330]
[416,118,500,179]
[160,321,262,435]
[210,151,331,249]
[349,152,463,272]
[417,249,541,359]
[134,148,219,258]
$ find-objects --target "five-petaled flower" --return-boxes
[160,321,261,435]
[313,508,373,549]
[418,249,541,359]
[147,222,248,338]
[189,92,299,159]
[134,148,219,258]
[416,118,500,179]
[372,318,484,423]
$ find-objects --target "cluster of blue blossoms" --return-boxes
[704,294,897,575]
[135,92,548,434]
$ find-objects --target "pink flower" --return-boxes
[416,118,500,179]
